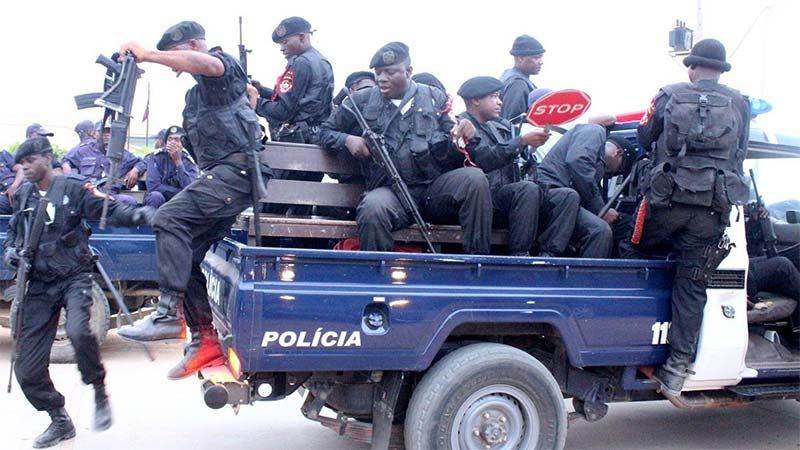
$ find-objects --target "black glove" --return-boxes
[3,247,20,268]
[132,206,156,226]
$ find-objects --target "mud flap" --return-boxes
[371,371,404,450]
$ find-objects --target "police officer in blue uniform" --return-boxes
[142,126,198,208]
[4,137,154,448]
[457,76,581,256]
[319,42,492,254]
[635,39,750,396]
[500,35,545,121]
[0,148,24,214]
[118,21,272,379]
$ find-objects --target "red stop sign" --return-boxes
[526,89,592,127]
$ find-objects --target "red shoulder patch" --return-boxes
[279,70,295,94]
[639,95,657,125]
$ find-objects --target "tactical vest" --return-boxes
[18,177,93,281]
[500,68,535,98]
[650,81,748,208]
[184,51,261,170]
[292,48,334,125]
[360,83,449,188]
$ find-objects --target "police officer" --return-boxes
[319,42,492,254]
[457,76,580,256]
[537,124,632,258]
[500,35,545,121]
[60,120,96,174]
[142,126,198,209]
[635,39,750,396]
[0,148,24,214]
[118,21,272,379]
[25,123,54,140]
[61,121,141,205]
[345,70,376,94]
[4,137,154,448]
[255,16,334,144]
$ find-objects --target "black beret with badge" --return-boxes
[369,42,410,69]
[157,21,206,51]
[457,76,504,100]
[271,16,312,43]
[14,137,54,165]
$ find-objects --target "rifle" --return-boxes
[749,169,778,258]
[74,53,143,229]
[8,197,50,393]
[238,16,251,75]
[341,97,437,253]
[599,172,633,218]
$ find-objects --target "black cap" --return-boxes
[157,21,206,51]
[457,76,503,100]
[683,38,731,72]
[166,125,185,138]
[510,35,545,57]
[370,42,409,69]
[412,72,447,94]
[25,123,53,138]
[14,137,54,164]
[272,16,312,43]
[345,71,375,89]
[607,134,637,175]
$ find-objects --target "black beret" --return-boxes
[457,76,504,100]
[607,134,638,175]
[510,34,545,57]
[412,72,447,94]
[157,21,206,51]
[166,125,186,137]
[370,42,409,69]
[272,16,312,43]
[14,137,54,164]
[345,71,375,89]
[683,38,731,72]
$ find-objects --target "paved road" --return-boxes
[0,328,798,450]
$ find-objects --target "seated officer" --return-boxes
[537,124,634,258]
[457,76,580,256]
[143,126,198,208]
[319,42,492,254]
[0,148,24,214]
[62,121,141,205]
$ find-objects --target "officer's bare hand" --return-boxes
[520,129,551,148]
[451,119,476,144]
[118,42,150,63]
[245,84,259,109]
[166,142,183,164]
[344,135,371,159]
[602,208,620,224]
[124,168,140,189]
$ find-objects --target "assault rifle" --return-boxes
[7,197,50,393]
[749,169,778,258]
[341,97,437,253]
[238,16,251,75]
[74,53,143,229]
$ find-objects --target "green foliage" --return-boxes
[5,142,67,159]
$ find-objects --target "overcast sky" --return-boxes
[0,0,796,151]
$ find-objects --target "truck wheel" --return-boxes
[10,281,110,364]
[404,343,567,450]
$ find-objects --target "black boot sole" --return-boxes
[33,428,76,449]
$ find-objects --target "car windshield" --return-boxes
[745,148,800,222]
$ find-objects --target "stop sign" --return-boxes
[526,89,592,127]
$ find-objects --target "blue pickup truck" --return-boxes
[195,139,800,450]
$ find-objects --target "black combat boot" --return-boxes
[93,383,113,431]
[167,325,225,380]
[33,408,76,448]
[653,359,691,397]
[117,291,186,342]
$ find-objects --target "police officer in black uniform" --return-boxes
[256,16,334,144]
[499,35,545,121]
[636,39,750,396]
[457,76,580,256]
[4,137,154,448]
[118,21,272,379]
[319,42,493,254]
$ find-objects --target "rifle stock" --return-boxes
[342,96,436,253]
[8,197,50,393]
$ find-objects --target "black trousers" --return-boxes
[635,203,728,365]
[15,272,104,411]
[153,163,270,330]
[571,207,613,258]
[356,167,493,254]
[492,182,542,255]
[537,187,580,255]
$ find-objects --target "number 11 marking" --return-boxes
[651,321,671,345]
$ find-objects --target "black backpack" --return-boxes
[663,83,740,159]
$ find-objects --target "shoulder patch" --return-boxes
[639,95,658,125]
[279,70,295,94]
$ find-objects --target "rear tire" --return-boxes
[9,280,110,364]
[405,343,567,450]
